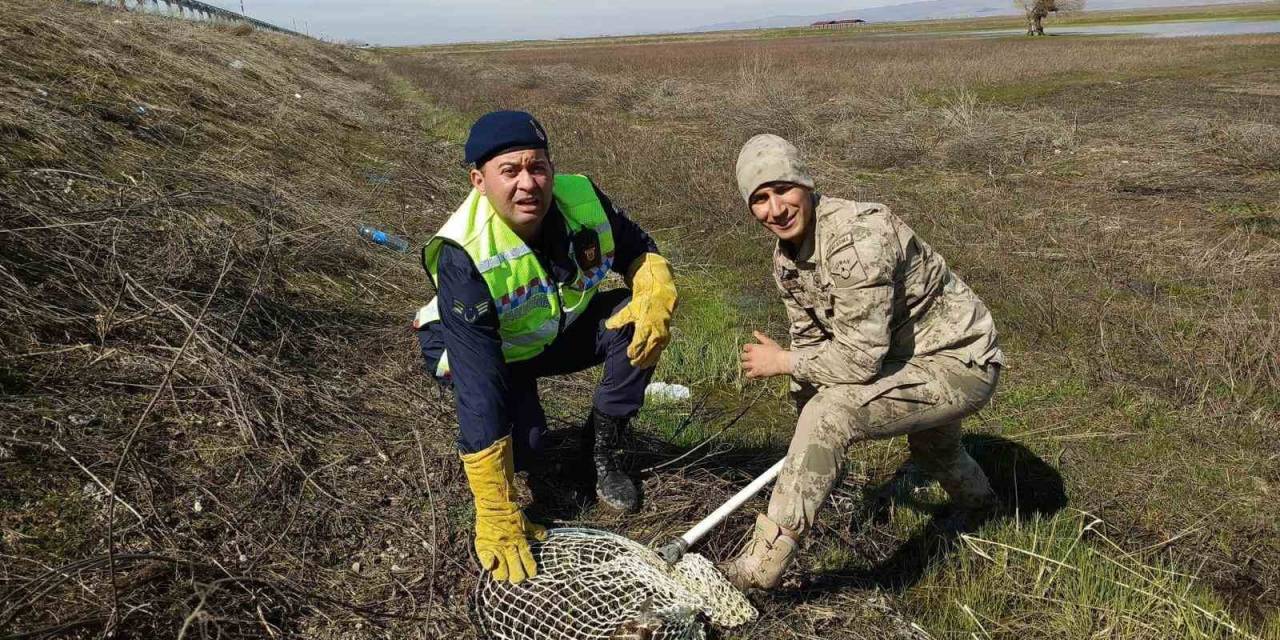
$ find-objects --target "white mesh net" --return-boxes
[473,528,756,640]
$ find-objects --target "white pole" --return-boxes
[657,457,786,563]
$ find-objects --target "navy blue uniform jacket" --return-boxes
[423,180,658,453]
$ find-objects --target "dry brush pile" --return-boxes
[0,1,484,637]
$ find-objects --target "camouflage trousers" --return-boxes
[768,354,1000,537]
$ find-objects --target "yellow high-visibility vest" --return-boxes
[421,174,616,375]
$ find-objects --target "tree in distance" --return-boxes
[1015,0,1086,35]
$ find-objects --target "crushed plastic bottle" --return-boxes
[357,224,411,253]
[645,382,691,402]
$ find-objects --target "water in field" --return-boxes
[967,19,1280,38]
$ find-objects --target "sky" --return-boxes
[201,1,904,45]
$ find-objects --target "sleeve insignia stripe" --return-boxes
[452,299,494,323]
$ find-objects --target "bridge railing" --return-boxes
[82,0,306,38]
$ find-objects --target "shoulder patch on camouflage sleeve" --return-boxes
[827,231,867,283]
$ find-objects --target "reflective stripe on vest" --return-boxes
[421,174,616,373]
[415,303,557,374]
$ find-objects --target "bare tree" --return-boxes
[1015,0,1086,35]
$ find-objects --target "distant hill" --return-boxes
[697,0,1273,31]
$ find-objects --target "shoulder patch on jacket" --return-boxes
[452,299,493,324]
[827,231,867,283]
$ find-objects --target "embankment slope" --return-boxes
[1,1,476,636]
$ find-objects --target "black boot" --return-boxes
[585,408,640,513]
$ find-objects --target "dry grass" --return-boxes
[384,23,1280,638]
[415,2,1280,53]
[3,1,1279,638]
[1,1,476,636]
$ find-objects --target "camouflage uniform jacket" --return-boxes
[776,196,1004,388]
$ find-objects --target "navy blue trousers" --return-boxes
[418,288,654,466]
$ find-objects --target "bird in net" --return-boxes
[472,459,785,640]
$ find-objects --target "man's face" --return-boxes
[470,148,554,237]
[749,182,814,244]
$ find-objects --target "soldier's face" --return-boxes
[749,182,814,244]
[471,148,554,240]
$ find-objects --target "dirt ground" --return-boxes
[2,1,1278,638]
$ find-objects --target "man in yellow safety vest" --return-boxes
[414,111,678,584]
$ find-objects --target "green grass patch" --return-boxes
[383,70,471,143]
[638,401,701,448]
[963,40,1280,107]
[653,267,752,389]
[638,385,794,451]
[970,71,1098,104]
[907,512,1256,639]
[20,484,97,558]
[1056,7,1280,28]
[1213,201,1280,239]
[997,376,1090,410]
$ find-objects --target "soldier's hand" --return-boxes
[741,331,792,379]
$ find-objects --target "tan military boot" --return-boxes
[717,513,799,590]
[934,454,1000,532]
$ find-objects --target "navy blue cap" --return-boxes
[464,110,549,166]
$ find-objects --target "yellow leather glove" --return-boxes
[605,253,678,370]
[459,436,547,584]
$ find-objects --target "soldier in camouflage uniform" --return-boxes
[721,134,1005,590]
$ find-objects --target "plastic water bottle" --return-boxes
[357,224,411,253]
[645,382,692,402]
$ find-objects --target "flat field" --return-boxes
[387,15,1280,639]
[2,1,1278,638]
[418,2,1280,53]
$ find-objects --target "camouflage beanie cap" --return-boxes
[735,134,815,203]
